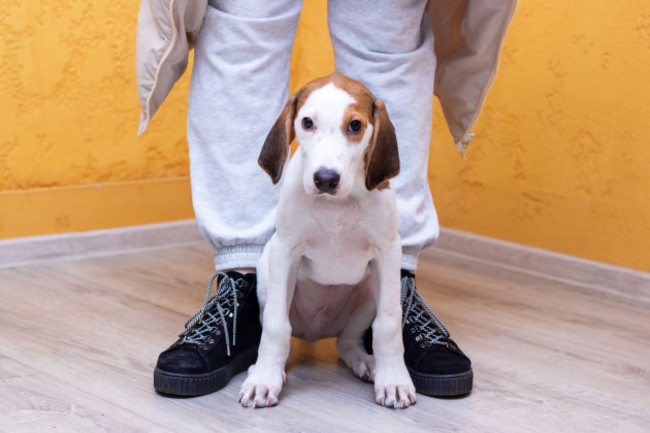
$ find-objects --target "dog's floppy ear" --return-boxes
[259,95,298,184]
[365,99,400,190]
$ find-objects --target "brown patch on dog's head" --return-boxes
[330,74,375,144]
[259,73,399,188]
[327,74,399,189]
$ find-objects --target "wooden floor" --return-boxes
[0,231,648,432]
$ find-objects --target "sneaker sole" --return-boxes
[407,367,473,397]
[154,346,259,397]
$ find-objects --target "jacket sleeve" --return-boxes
[136,0,208,135]
[428,0,517,153]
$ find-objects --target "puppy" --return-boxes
[238,73,415,409]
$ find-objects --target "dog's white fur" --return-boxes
[238,73,416,408]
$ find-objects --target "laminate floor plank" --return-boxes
[0,241,648,432]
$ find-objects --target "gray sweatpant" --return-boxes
[188,0,438,271]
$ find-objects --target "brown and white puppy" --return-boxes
[238,73,415,408]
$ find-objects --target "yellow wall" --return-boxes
[0,1,194,234]
[1,1,649,273]
[428,2,650,273]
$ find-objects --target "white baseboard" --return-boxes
[433,227,650,305]
[1,221,647,305]
[0,220,204,269]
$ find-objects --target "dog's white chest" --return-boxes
[298,212,376,285]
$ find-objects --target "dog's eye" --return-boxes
[302,117,314,130]
[348,120,362,134]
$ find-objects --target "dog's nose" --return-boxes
[313,168,340,194]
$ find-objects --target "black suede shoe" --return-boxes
[154,271,262,396]
[364,270,473,397]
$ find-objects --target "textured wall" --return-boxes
[427,1,650,272]
[0,1,190,189]
[0,0,195,235]
[1,1,649,272]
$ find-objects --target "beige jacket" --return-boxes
[136,0,517,153]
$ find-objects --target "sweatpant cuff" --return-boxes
[214,244,265,271]
[215,244,420,271]
[401,248,420,271]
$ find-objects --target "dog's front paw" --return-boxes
[238,364,287,408]
[374,367,416,408]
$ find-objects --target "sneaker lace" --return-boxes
[401,274,451,347]
[178,272,243,357]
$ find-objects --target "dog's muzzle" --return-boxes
[313,168,340,194]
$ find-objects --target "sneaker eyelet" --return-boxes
[409,328,416,334]
[420,343,426,349]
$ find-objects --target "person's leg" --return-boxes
[327,0,438,270]
[154,0,302,397]
[327,0,473,397]
[188,0,302,272]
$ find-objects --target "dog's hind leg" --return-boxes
[336,278,377,382]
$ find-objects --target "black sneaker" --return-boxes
[154,271,262,396]
[364,270,473,397]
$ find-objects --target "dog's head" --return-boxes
[259,73,400,197]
